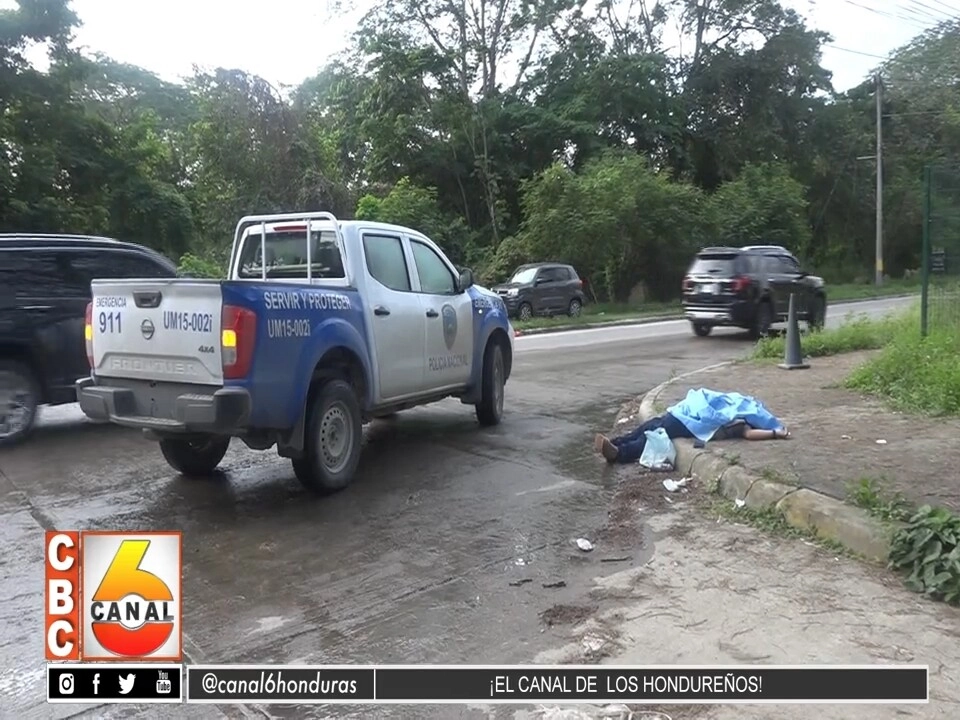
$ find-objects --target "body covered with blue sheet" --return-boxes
[666,388,785,443]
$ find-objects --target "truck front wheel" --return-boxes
[159,435,231,477]
[293,379,363,494]
[475,340,505,427]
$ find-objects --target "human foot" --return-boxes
[773,427,791,439]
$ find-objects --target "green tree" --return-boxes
[356,177,473,264]
[518,152,709,302]
[710,161,812,258]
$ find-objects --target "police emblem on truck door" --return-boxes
[442,304,457,350]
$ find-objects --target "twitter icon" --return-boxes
[118,673,136,695]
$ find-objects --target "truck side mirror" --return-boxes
[457,268,474,293]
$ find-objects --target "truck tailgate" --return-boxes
[90,280,224,385]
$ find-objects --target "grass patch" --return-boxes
[828,278,920,302]
[753,310,910,359]
[846,477,912,522]
[512,300,679,331]
[845,322,960,416]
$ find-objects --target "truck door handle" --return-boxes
[425,309,439,318]
[374,305,391,316]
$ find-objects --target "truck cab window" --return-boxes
[410,241,455,294]
[363,234,411,291]
[237,229,345,279]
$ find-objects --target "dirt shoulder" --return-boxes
[654,351,960,513]
[531,501,959,720]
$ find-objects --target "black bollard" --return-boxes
[779,293,810,370]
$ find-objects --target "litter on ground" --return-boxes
[662,477,691,492]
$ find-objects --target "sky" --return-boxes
[6,0,949,93]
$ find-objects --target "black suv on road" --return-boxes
[0,234,178,445]
[492,262,587,321]
[681,245,826,339]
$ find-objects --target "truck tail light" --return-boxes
[221,305,257,379]
[84,302,94,368]
[682,276,693,292]
[731,276,751,293]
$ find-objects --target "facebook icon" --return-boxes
[92,673,100,695]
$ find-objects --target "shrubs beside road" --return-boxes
[753,311,907,359]
[754,303,960,417]
[846,325,960,416]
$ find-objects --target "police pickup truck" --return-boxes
[76,212,515,493]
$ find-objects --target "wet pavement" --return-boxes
[0,296,918,719]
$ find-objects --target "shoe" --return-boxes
[594,434,619,462]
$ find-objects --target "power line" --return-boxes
[825,44,890,60]
[927,0,960,13]
[840,0,934,31]
[901,0,953,23]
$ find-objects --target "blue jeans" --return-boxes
[611,412,694,464]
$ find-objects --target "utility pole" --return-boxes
[875,73,884,286]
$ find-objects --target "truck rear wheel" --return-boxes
[0,360,40,447]
[293,379,363,494]
[475,340,505,427]
[159,435,230,477]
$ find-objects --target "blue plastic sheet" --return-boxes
[666,388,784,443]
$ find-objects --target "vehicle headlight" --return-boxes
[507,288,519,297]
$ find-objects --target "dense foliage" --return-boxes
[2,0,958,300]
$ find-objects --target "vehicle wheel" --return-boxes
[292,379,363,494]
[749,301,774,340]
[691,322,712,337]
[475,340,505,427]
[809,296,826,331]
[517,302,533,321]
[159,435,231,477]
[0,360,41,448]
[568,298,582,317]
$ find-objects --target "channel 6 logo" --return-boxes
[44,531,182,662]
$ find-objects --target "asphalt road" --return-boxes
[0,295,914,719]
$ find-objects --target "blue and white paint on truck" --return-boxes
[77,211,514,494]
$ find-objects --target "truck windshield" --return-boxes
[237,230,345,279]
[510,267,538,284]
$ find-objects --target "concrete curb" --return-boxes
[633,366,899,563]
[512,292,918,337]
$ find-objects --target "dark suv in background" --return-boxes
[0,234,178,445]
[681,245,827,339]
[492,262,587,321]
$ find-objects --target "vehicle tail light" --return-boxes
[84,302,94,368]
[682,276,693,292]
[221,305,258,379]
[731,276,751,293]
[575,279,583,289]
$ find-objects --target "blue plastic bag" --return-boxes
[638,427,677,470]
